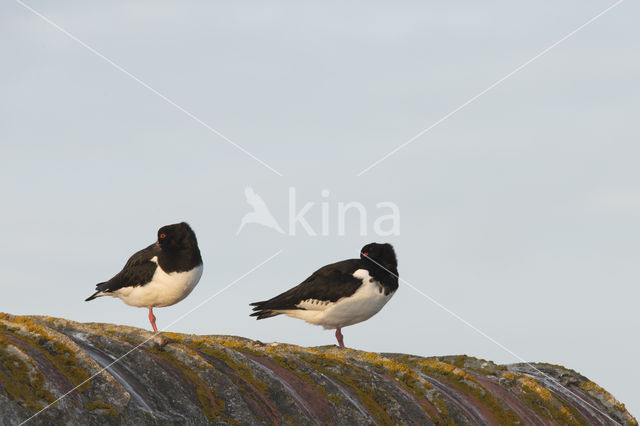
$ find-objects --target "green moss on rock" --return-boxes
[0,336,55,412]
[144,344,225,422]
[420,358,519,424]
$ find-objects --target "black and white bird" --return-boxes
[85,222,203,332]
[250,243,398,347]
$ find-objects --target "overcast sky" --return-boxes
[1,0,638,417]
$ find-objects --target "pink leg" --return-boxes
[335,327,344,347]
[148,307,158,333]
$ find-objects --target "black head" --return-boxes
[360,242,397,271]
[157,222,199,252]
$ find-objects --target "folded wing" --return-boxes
[85,243,161,301]
[250,259,364,319]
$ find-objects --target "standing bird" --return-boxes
[85,222,203,332]
[250,243,398,347]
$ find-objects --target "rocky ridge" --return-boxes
[0,313,636,425]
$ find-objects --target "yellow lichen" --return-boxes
[420,358,519,424]
[144,344,225,422]
[502,371,516,381]
[0,336,55,412]
[86,400,118,418]
[513,373,583,425]
[189,341,269,395]
[298,352,394,423]
[0,319,90,393]
[579,380,628,414]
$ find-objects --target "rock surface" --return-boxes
[0,313,636,425]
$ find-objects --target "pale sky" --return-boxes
[1,0,638,417]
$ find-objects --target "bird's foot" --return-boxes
[335,328,345,348]
[148,307,158,333]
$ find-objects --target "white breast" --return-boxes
[113,262,203,308]
[281,269,395,329]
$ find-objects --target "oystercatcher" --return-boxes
[250,242,398,347]
[85,222,203,332]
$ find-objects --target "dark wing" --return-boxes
[85,243,160,301]
[250,258,364,319]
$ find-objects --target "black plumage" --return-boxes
[250,242,398,321]
[85,243,160,301]
[85,222,202,301]
[84,222,203,333]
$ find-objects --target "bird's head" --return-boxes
[360,242,397,271]
[157,222,198,251]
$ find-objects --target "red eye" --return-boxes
[363,252,368,256]
[160,233,166,239]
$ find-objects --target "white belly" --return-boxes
[281,269,395,329]
[114,264,203,308]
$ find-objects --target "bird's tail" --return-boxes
[249,301,282,320]
[84,291,102,302]
[85,283,108,301]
